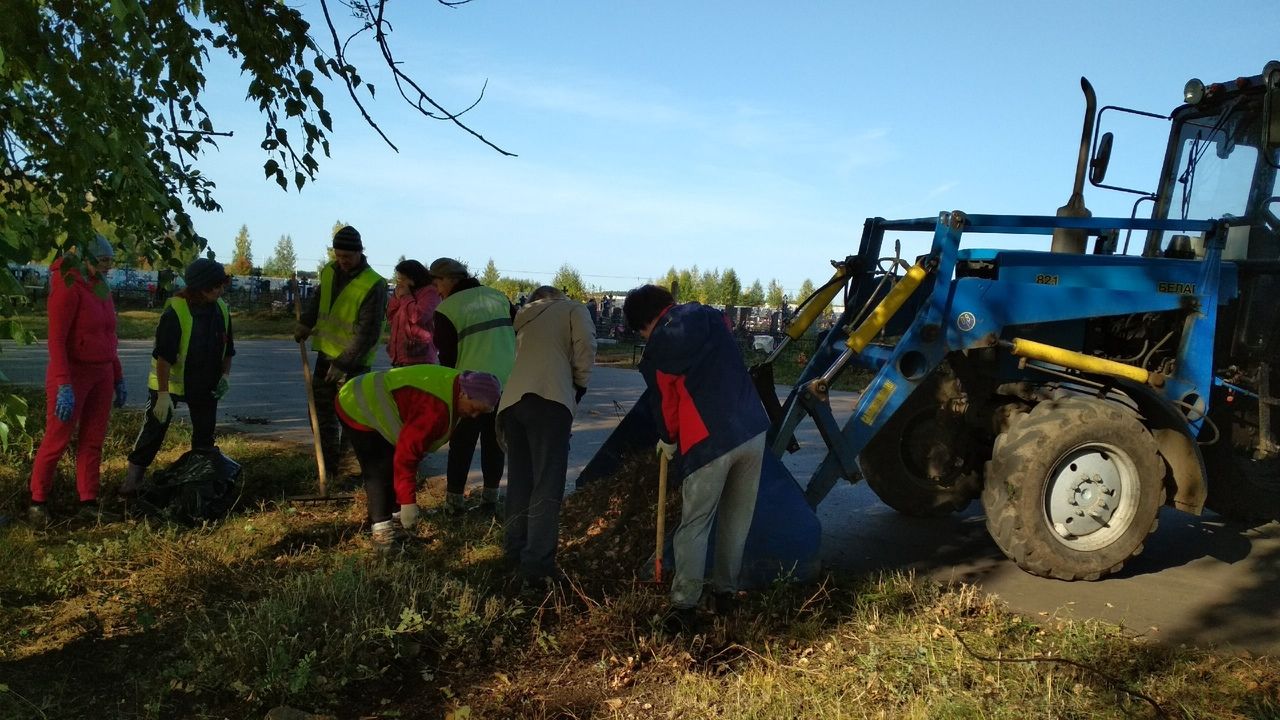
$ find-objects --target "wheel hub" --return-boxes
[1045,445,1134,548]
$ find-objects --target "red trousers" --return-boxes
[30,362,115,503]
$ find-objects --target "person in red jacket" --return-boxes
[386,259,441,366]
[28,235,127,527]
[335,366,501,549]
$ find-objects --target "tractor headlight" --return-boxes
[1184,78,1205,105]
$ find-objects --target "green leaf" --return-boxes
[6,393,29,422]
[367,83,375,98]
[0,421,9,452]
[294,172,306,190]
[0,268,25,296]
[264,159,280,177]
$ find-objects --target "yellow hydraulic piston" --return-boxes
[785,265,849,341]
[1008,337,1162,386]
[845,262,929,353]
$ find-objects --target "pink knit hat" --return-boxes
[457,371,500,408]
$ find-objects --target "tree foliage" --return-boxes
[0,0,511,440]
[551,263,587,301]
[659,266,679,292]
[766,279,788,309]
[492,276,537,303]
[263,234,298,278]
[1,1,508,270]
[742,280,766,307]
[675,266,698,302]
[719,268,742,307]
[797,278,816,304]
[480,258,501,286]
[699,267,722,305]
[228,224,253,276]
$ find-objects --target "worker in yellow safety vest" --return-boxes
[336,365,502,548]
[429,257,516,515]
[122,258,235,496]
[294,225,388,481]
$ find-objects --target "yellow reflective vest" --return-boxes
[435,286,515,384]
[311,263,384,365]
[147,297,230,395]
[336,365,461,445]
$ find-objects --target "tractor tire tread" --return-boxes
[982,397,1163,581]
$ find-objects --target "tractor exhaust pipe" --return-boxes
[1051,77,1096,254]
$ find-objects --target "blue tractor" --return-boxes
[764,61,1280,581]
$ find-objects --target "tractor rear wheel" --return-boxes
[861,373,984,517]
[982,397,1164,581]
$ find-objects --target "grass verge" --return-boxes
[12,307,297,341]
[0,394,1276,719]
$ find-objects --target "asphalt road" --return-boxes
[4,339,1278,655]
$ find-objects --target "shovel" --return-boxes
[654,452,669,583]
[288,278,353,504]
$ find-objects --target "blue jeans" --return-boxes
[670,432,765,609]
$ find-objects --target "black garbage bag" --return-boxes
[137,448,243,525]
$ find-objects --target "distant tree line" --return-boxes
[211,232,819,312]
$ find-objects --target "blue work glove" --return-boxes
[54,384,75,422]
[113,379,127,408]
[213,375,230,400]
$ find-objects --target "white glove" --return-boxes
[152,391,174,423]
[324,365,348,385]
[399,503,419,529]
[656,439,677,460]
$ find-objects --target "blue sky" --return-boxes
[188,1,1279,296]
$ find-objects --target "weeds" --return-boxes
[181,557,522,708]
[0,393,1277,718]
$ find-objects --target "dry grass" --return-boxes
[0,399,1276,719]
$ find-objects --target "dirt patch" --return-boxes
[558,451,681,594]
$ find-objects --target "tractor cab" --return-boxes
[1143,64,1280,264]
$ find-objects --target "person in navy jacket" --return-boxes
[623,284,769,632]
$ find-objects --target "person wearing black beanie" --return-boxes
[122,258,235,500]
[294,224,387,482]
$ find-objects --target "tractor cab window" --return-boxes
[1157,97,1280,260]
[1173,113,1256,220]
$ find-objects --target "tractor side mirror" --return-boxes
[1090,132,1113,184]
[1264,61,1280,154]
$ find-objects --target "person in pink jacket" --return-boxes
[29,235,126,527]
[386,259,441,367]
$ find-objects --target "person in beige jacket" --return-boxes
[497,285,596,592]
